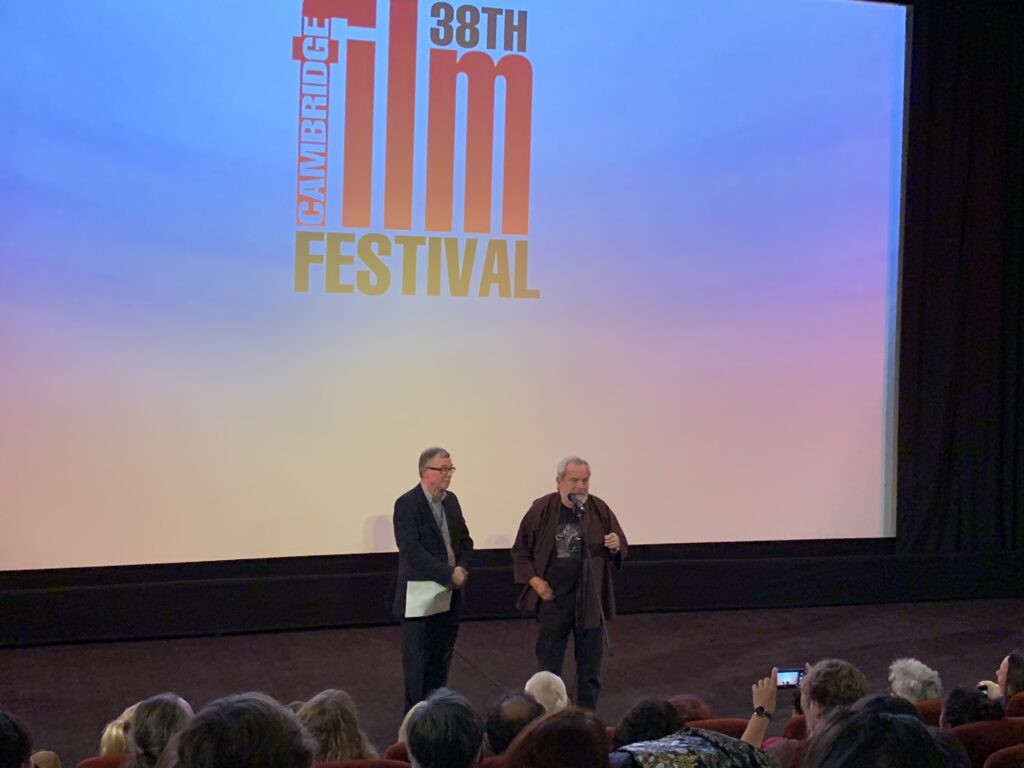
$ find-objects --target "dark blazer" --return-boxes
[392,484,474,617]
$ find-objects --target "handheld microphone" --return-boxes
[568,493,585,511]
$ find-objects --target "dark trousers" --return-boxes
[536,589,604,709]
[401,598,460,714]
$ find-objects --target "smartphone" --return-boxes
[777,668,805,688]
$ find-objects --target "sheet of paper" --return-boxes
[405,580,452,618]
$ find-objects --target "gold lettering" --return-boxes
[479,238,511,297]
[325,232,356,293]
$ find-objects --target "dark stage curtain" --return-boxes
[897,1,1024,552]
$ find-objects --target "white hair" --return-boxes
[556,456,589,479]
[524,671,568,713]
[889,657,943,702]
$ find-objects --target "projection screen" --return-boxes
[0,0,908,569]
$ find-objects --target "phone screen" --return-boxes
[777,669,804,688]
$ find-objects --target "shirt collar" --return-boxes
[422,485,447,505]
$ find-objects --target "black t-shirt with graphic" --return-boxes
[548,504,583,595]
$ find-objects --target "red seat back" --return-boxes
[1006,694,1024,719]
[952,718,1024,768]
[782,714,807,741]
[983,743,1024,768]
[382,743,408,763]
[916,698,943,727]
[479,757,505,768]
[78,756,131,768]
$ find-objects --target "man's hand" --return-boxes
[450,566,468,589]
[603,533,620,553]
[752,667,779,714]
[529,576,554,601]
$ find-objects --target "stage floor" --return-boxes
[2,598,1021,764]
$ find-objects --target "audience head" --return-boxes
[800,659,869,735]
[399,701,428,744]
[0,711,32,768]
[484,693,545,756]
[852,694,922,719]
[296,689,377,762]
[997,650,1024,699]
[406,688,483,768]
[940,686,1004,728]
[889,658,943,702]
[177,693,314,768]
[802,708,948,768]
[666,694,711,723]
[613,699,683,749]
[504,708,609,768]
[101,704,138,755]
[524,672,569,714]
[128,694,194,768]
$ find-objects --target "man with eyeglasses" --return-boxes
[511,456,627,709]
[393,447,474,713]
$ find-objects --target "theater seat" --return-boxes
[687,718,749,739]
[606,726,617,744]
[382,743,408,762]
[984,743,1024,768]
[1006,694,1024,718]
[479,757,505,768]
[916,698,943,726]
[316,761,411,768]
[952,718,1024,768]
[78,756,131,768]
[782,714,806,740]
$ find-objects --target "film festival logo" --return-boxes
[291,0,538,298]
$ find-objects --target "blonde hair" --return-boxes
[100,704,138,755]
[296,689,377,762]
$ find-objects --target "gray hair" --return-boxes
[556,456,589,479]
[889,658,943,702]
[127,693,194,768]
[418,447,450,476]
[524,671,569,713]
[406,688,483,768]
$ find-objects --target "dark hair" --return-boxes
[177,693,314,768]
[296,689,377,762]
[485,693,545,756]
[128,694,193,768]
[941,687,1004,728]
[0,711,33,768]
[406,688,483,768]
[802,709,948,768]
[504,708,610,768]
[852,694,921,720]
[666,694,711,723]
[801,659,870,714]
[614,699,683,749]
[1005,651,1024,699]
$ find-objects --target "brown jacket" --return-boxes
[511,492,627,628]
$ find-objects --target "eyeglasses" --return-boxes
[425,466,456,475]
